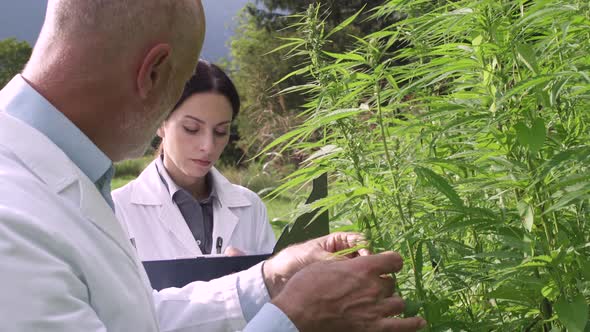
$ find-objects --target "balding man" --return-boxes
[0,1,426,331]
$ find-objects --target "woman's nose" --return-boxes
[198,131,215,152]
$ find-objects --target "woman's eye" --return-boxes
[214,130,229,137]
[184,126,198,134]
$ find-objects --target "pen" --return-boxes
[216,237,223,254]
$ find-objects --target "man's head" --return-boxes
[23,0,205,161]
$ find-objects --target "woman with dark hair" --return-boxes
[112,60,275,260]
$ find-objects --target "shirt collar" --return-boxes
[155,155,217,202]
[2,75,113,184]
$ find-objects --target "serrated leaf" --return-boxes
[472,35,483,46]
[530,118,546,153]
[555,294,589,332]
[325,6,364,39]
[516,43,539,74]
[415,167,464,208]
[323,51,365,62]
[541,280,559,301]
[274,65,311,85]
[514,119,546,154]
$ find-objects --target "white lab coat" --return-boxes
[112,160,276,261]
[0,112,266,331]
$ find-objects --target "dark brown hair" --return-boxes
[172,59,240,118]
[156,59,240,155]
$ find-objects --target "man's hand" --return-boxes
[273,252,427,332]
[262,232,369,298]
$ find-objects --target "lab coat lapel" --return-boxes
[78,175,140,263]
[209,168,250,253]
[133,161,202,256]
[158,197,203,256]
[212,203,239,254]
[0,113,139,264]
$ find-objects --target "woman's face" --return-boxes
[159,92,233,182]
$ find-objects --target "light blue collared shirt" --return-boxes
[1,75,115,209]
[0,75,298,331]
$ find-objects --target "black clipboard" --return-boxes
[144,254,271,290]
[143,174,329,290]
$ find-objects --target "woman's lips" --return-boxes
[191,159,211,167]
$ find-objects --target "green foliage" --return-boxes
[555,294,589,332]
[252,0,397,36]
[270,0,590,330]
[114,157,152,178]
[229,7,307,159]
[219,161,284,196]
[111,175,136,191]
[230,1,402,161]
[0,38,32,88]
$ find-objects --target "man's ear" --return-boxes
[137,43,172,100]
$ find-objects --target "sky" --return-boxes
[0,0,252,62]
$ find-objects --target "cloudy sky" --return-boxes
[0,0,252,62]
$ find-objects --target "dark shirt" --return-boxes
[155,156,216,254]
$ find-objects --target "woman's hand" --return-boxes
[223,246,245,256]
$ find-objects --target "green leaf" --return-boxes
[403,298,422,318]
[517,201,534,232]
[530,118,546,153]
[541,280,559,301]
[503,75,554,100]
[555,294,589,332]
[472,35,483,46]
[427,241,442,267]
[266,40,305,55]
[322,51,365,62]
[514,118,546,154]
[274,65,311,85]
[578,258,590,281]
[325,6,364,39]
[545,182,590,214]
[414,167,463,208]
[516,43,539,74]
[304,144,343,163]
[415,241,424,279]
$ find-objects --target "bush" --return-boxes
[114,157,152,178]
[218,162,285,196]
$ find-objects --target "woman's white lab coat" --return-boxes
[112,160,276,261]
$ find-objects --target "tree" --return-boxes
[0,38,32,88]
[229,6,307,163]
[251,0,391,35]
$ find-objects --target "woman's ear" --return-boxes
[136,43,173,100]
[156,126,165,138]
